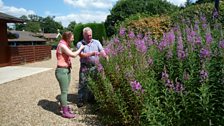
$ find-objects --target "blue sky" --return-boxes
[0,0,196,27]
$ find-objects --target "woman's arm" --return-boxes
[79,51,97,58]
[61,44,85,58]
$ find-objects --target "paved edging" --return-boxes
[0,66,52,85]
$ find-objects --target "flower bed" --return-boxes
[89,15,224,125]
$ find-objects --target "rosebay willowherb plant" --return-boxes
[88,15,224,126]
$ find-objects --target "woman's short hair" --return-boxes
[62,31,73,42]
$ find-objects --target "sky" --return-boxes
[0,0,196,27]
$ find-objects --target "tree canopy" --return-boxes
[67,21,77,32]
[195,0,213,4]
[15,15,63,33]
[41,16,63,33]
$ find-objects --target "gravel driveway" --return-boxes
[0,50,100,126]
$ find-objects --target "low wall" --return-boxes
[10,45,51,65]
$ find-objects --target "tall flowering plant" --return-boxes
[88,15,224,125]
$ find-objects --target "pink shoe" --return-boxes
[60,106,74,114]
[61,106,75,118]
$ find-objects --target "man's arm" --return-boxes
[100,50,109,61]
[97,40,109,61]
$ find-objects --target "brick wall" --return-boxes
[10,45,51,65]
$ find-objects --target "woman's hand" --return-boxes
[91,51,99,56]
[80,44,85,50]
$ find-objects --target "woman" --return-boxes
[55,31,84,118]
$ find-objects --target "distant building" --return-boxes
[8,30,46,46]
[43,33,61,42]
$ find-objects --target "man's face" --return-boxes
[84,31,92,43]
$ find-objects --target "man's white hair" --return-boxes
[83,27,92,34]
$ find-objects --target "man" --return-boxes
[76,27,108,107]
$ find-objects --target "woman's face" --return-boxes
[68,35,74,43]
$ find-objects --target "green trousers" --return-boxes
[55,68,71,106]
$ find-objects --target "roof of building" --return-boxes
[0,12,24,23]
[43,33,61,39]
[8,31,46,42]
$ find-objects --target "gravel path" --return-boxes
[0,50,100,126]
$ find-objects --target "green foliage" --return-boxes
[15,23,25,31]
[41,16,63,33]
[15,15,28,31]
[15,15,63,33]
[118,15,172,39]
[28,14,44,22]
[88,13,224,125]
[105,0,179,37]
[73,23,107,46]
[195,0,214,4]
[67,21,76,32]
[185,0,194,7]
[24,21,41,33]
[73,23,84,46]
[115,13,150,33]
[170,2,224,29]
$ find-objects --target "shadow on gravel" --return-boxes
[56,93,78,104]
[37,99,61,116]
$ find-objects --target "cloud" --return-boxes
[44,11,61,17]
[167,0,196,6]
[171,0,186,6]
[0,0,3,8]
[55,11,109,27]
[59,0,117,27]
[63,0,114,9]
[0,0,35,17]
[0,0,195,28]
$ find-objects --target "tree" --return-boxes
[15,15,42,32]
[104,0,179,37]
[41,16,63,33]
[185,0,193,7]
[15,15,64,33]
[24,21,41,33]
[195,0,213,4]
[15,15,28,31]
[28,14,43,22]
[67,21,76,32]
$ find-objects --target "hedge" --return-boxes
[73,23,106,46]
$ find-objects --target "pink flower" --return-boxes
[130,80,144,93]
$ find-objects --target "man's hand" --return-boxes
[100,50,109,61]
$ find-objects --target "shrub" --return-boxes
[73,23,84,45]
[170,2,224,29]
[105,0,179,37]
[118,15,171,40]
